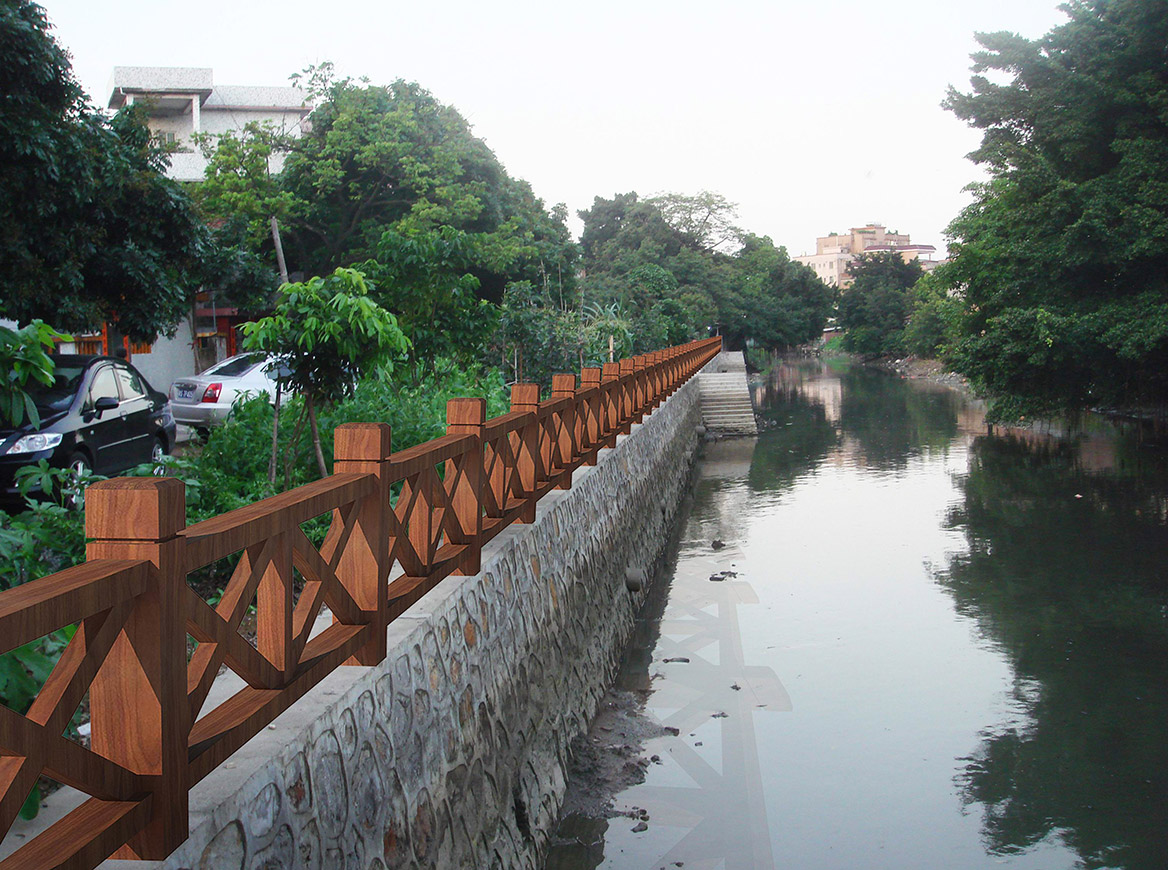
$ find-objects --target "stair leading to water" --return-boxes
[698,351,758,436]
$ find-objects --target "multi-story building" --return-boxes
[107,66,310,182]
[794,224,939,288]
[51,68,312,393]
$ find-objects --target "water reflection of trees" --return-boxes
[939,434,1168,870]
[746,380,839,493]
[836,368,960,468]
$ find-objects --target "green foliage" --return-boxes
[0,0,241,339]
[324,359,510,449]
[723,235,834,351]
[243,268,409,406]
[645,190,743,253]
[0,321,69,427]
[577,193,831,352]
[144,360,510,518]
[0,467,89,764]
[499,282,633,388]
[277,74,577,304]
[190,122,299,312]
[838,252,924,356]
[242,267,410,476]
[360,227,502,363]
[903,272,962,358]
[193,122,300,250]
[941,0,1168,420]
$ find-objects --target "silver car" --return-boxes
[169,353,286,434]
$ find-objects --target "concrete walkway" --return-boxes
[698,351,758,436]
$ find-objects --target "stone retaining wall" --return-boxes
[158,371,704,870]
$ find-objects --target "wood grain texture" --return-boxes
[0,336,722,869]
[0,560,148,654]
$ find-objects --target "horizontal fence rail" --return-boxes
[0,336,722,869]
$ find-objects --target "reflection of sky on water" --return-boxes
[552,358,1168,870]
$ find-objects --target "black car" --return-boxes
[0,355,176,504]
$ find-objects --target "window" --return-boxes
[206,353,266,378]
[86,366,120,411]
[114,365,146,399]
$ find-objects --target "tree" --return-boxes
[903,271,962,358]
[190,122,301,313]
[359,227,501,363]
[646,190,743,253]
[0,0,221,339]
[577,193,830,352]
[838,252,923,356]
[241,268,409,477]
[0,322,69,428]
[941,0,1168,420]
[726,235,834,350]
[278,74,576,308]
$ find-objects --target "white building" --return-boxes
[52,68,314,392]
[794,224,940,288]
[107,66,310,182]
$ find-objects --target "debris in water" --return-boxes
[730,683,741,691]
[711,539,726,550]
[632,821,648,832]
[712,711,729,719]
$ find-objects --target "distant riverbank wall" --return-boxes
[155,369,706,870]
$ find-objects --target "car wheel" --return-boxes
[64,452,92,510]
[151,436,168,475]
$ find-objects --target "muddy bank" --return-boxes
[868,355,973,395]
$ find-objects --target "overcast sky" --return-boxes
[42,0,1067,256]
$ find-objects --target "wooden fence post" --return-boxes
[579,367,602,464]
[619,358,636,433]
[86,478,188,860]
[333,423,392,664]
[551,374,576,489]
[511,383,541,522]
[630,355,644,422]
[446,399,485,574]
[601,363,620,448]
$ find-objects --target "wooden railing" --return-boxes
[0,336,722,869]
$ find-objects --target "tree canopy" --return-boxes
[0,0,221,339]
[939,0,1168,420]
[838,252,924,357]
[576,192,830,354]
[276,73,576,306]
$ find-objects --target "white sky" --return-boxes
[42,0,1067,256]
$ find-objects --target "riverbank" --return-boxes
[867,355,973,395]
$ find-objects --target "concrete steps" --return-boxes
[697,352,758,436]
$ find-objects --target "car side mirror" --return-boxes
[94,396,119,413]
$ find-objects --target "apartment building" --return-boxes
[107,66,310,182]
[794,224,939,288]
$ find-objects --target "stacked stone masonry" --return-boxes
[156,369,706,870]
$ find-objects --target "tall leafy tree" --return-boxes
[0,0,220,339]
[278,73,575,310]
[727,235,834,350]
[941,0,1168,420]
[838,252,924,356]
[578,193,830,351]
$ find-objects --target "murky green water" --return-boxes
[547,358,1168,870]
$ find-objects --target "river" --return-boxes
[546,357,1168,870]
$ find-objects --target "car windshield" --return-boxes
[25,364,87,415]
[203,353,266,378]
